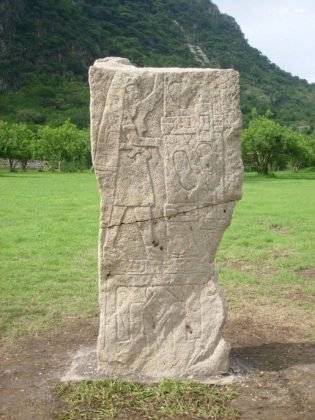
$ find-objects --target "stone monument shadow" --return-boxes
[231,342,315,372]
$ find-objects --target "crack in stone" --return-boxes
[105,199,237,229]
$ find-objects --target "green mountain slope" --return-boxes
[1,0,314,130]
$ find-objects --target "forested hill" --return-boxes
[1,0,315,130]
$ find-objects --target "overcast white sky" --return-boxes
[214,0,315,83]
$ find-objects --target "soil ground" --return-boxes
[1,312,314,420]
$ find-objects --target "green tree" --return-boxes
[0,121,15,170]
[0,121,36,171]
[37,120,89,171]
[284,129,315,171]
[241,117,287,174]
[242,116,315,174]
[12,123,36,170]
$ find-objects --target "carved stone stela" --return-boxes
[89,57,243,382]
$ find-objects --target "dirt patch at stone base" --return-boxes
[0,314,314,419]
[0,317,98,420]
[296,267,315,280]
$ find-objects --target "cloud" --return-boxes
[273,6,306,16]
[214,0,315,82]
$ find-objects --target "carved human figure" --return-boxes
[104,78,156,258]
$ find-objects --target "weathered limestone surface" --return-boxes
[89,57,243,382]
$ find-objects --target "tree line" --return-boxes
[0,116,314,174]
[0,120,90,172]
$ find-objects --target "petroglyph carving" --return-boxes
[89,57,243,382]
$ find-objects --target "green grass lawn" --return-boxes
[56,379,237,419]
[0,171,99,338]
[0,170,314,339]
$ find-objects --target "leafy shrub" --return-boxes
[242,116,315,174]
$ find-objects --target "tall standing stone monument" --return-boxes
[90,57,243,382]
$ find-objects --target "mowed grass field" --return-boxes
[0,170,314,341]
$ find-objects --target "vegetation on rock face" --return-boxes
[0,76,89,128]
[1,0,314,171]
[1,0,315,131]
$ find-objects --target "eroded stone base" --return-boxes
[62,345,246,385]
[97,277,231,381]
